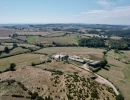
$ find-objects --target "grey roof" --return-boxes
[89,61,100,66]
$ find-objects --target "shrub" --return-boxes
[31,62,36,66]
[11,94,24,98]
[31,92,38,99]
[17,81,28,91]
[36,96,44,100]
[13,43,18,48]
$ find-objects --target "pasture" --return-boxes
[0,47,28,57]
[0,53,42,72]
[2,43,38,48]
[97,50,130,100]
[35,47,104,60]
[16,34,80,44]
[0,45,12,51]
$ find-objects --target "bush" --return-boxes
[31,62,36,66]
[36,96,44,100]
[13,43,18,48]
[17,81,28,91]
[12,94,24,98]
[31,92,38,99]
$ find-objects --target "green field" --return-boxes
[27,36,35,43]
[16,34,80,45]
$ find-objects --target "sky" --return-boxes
[0,0,130,25]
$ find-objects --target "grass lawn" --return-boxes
[0,53,42,72]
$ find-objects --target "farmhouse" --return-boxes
[88,61,101,68]
[53,54,68,61]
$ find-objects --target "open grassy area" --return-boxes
[2,43,39,48]
[0,47,29,57]
[16,34,80,45]
[97,50,130,100]
[15,31,51,36]
[110,36,122,40]
[27,36,35,43]
[0,53,42,72]
[39,35,79,44]
[0,45,12,51]
[35,47,104,60]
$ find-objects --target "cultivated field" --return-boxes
[0,28,14,37]
[15,31,51,36]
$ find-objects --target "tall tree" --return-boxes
[4,47,10,53]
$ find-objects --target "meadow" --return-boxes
[35,47,104,60]
[0,53,42,72]
[97,50,130,100]
[16,34,80,44]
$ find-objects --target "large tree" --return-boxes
[4,47,10,53]
[100,59,108,68]
[10,63,16,71]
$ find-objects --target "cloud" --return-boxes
[81,6,130,17]
[96,0,115,8]
[74,6,130,25]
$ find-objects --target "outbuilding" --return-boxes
[88,61,101,68]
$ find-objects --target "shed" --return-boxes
[88,61,101,68]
